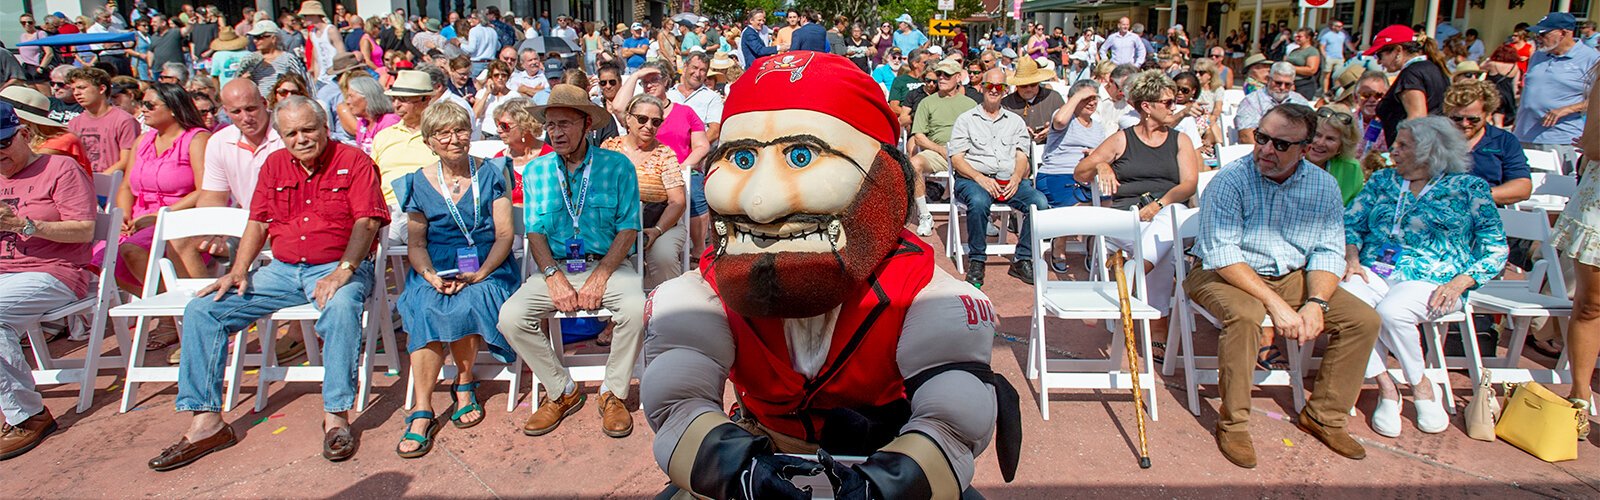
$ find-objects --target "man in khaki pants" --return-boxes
[1186,103,1380,469]
[498,85,645,438]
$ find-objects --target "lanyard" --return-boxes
[1392,176,1440,237]
[556,148,595,232]
[437,158,482,246]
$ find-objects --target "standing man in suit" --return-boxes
[789,10,830,53]
[740,9,778,68]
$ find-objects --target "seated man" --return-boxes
[0,104,97,461]
[908,58,977,236]
[951,68,1049,288]
[149,96,389,471]
[1186,103,1379,469]
[1235,62,1309,145]
[497,84,645,439]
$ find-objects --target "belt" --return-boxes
[472,59,491,63]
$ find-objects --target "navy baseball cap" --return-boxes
[0,102,20,143]
[1530,12,1577,34]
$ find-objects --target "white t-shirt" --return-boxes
[508,70,549,97]
[667,85,725,127]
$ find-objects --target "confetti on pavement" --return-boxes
[106,385,119,392]
[1282,439,1294,447]
[270,413,286,419]
[245,369,259,375]
[272,426,287,435]
[254,417,269,426]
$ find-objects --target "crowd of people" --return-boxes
[0,0,1596,479]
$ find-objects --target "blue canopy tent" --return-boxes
[16,32,135,56]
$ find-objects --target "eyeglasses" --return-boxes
[1143,98,1175,108]
[275,88,299,96]
[1268,80,1295,89]
[1358,90,1384,100]
[980,82,1007,94]
[138,100,161,110]
[1254,130,1308,151]
[1448,114,1484,125]
[1176,86,1196,95]
[196,106,215,114]
[430,129,471,141]
[598,78,619,86]
[1317,107,1354,126]
[631,114,664,127]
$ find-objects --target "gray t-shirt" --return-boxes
[149,29,188,70]
[1040,117,1111,175]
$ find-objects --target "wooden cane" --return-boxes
[1109,250,1153,469]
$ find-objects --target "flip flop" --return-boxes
[1150,341,1167,365]
[396,410,439,459]
[1257,344,1290,371]
[450,381,484,429]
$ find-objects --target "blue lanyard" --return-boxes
[556,148,595,232]
[437,158,482,246]
[1392,176,1440,237]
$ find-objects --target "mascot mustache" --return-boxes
[708,145,914,319]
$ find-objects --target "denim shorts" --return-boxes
[689,170,709,217]
[1035,173,1092,208]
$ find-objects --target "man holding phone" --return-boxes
[1001,56,1065,144]
[949,69,1050,288]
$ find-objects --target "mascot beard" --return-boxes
[706,144,914,319]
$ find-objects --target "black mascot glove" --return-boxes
[732,453,826,500]
[819,449,880,500]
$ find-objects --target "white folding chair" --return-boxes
[1524,149,1562,174]
[1192,170,1221,204]
[947,162,1019,275]
[26,208,131,413]
[1025,206,1159,421]
[1217,144,1253,168]
[1468,208,1576,385]
[679,164,693,275]
[1513,172,1577,213]
[109,207,250,413]
[1221,89,1246,115]
[92,171,122,213]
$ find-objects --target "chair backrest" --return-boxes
[1529,172,1578,198]
[1193,170,1220,203]
[1218,144,1253,168]
[1030,205,1148,300]
[1169,206,1202,312]
[469,140,508,159]
[1221,89,1246,112]
[1524,149,1561,173]
[1497,207,1568,296]
[91,207,124,302]
[93,171,122,212]
[141,207,252,298]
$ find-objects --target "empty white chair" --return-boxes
[1467,208,1574,385]
[1217,144,1253,168]
[1026,206,1159,421]
[26,208,130,413]
[1513,172,1577,213]
[1524,149,1562,173]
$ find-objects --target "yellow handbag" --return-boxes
[1495,381,1579,462]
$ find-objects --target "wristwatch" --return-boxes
[1305,297,1330,312]
[337,260,357,272]
[542,265,561,278]
[19,218,36,237]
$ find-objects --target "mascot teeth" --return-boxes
[828,219,842,245]
[715,220,728,236]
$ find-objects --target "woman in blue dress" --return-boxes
[394,103,519,458]
[131,17,153,81]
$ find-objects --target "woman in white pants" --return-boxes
[1340,116,1507,437]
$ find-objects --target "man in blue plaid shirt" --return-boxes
[1186,103,1379,470]
[498,84,645,440]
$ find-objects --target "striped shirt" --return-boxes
[522,144,641,259]
[1195,156,1346,277]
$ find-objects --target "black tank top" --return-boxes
[1110,127,1181,210]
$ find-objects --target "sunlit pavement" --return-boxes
[6,226,1598,498]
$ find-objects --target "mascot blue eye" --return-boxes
[785,146,813,168]
[730,150,757,170]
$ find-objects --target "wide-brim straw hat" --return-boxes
[709,51,737,71]
[298,1,328,18]
[211,26,247,51]
[0,86,65,128]
[328,52,364,78]
[534,84,611,131]
[385,70,434,97]
[1241,53,1270,69]
[1008,55,1052,86]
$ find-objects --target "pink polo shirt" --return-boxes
[201,124,285,208]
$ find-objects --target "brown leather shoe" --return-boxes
[523,390,586,436]
[1295,410,1366,460]
[1215,428,1256,469]
[598,392,633,438]
[148,425,239,471]
[322,425,357,462]
[0,409,58,461]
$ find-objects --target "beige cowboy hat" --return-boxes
[211,26,247,51]
[709,51,737,71]
[1008,55,1053,86]
[385,70,435,97]
[1327,63,1369,103]
[1241,52,1270,70]
[297,1,328,18]
[0,86,65,128]
[534,84,611,131]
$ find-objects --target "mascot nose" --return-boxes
[741,166,797,224]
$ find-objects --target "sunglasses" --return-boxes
[631,114,664,127]
[1143,98,1175,108]
[49,81,67,89]
[0,135,14,150]
[496,120,516,131]
[1317,107,1354,126]
[1176,86,1196,95]
[1448,114,1484,125]
[138,100,161,110]
[275,88,299,96]
[1268,80,1295,89]
[923,79,937,87]
[980,83,1007,94]
[598,78,620,86]
[1358,90,1384,100]
[1254,130,1308,151]
[490,72,510,79]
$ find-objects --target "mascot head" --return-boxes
[706,52,912,319]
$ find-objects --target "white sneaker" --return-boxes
[1414,391,1450,434]
[916,213,934,236]
[986,221,1000,237]
[1371,398,1403,438]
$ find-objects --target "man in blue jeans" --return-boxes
[951,68,1049,287]
[148,96,389,471]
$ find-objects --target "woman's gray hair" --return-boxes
[419,100,473,142]
[343,75,394,118]
[1068,79,1100,97]
[1398,116,1471,176]
[627,94,666,116]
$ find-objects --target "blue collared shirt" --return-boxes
[1515,42,1600,145]
[1195,156,1347,277]
[1468,126,1530,188]
[522,144,641,259]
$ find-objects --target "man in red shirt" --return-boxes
[148,96,389,471]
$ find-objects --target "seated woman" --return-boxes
[0,107,98,460]
[1304,106,1368,204]
[1075,70,1200,359]
[485,98,552,206]
[1037,80,1107,272]
[107,83,212,353]
[1341,116,1507,438]
[602,95,687,290]
[2,86,90,172]
[1443,80,1531,206]
[394,102,519,458]
[336,74,399,155]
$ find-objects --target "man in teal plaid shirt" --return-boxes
[498,84,645,440]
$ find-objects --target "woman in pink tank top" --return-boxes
[103,83,214,298]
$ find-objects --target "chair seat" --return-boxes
[1040,282,1160,320]
[1469,288,1572,316]
[541,309,615,319]
[41,298,97,322]
[271,303,323,321]
[109,289,202,317]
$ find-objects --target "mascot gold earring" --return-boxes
[642,52,1020,500]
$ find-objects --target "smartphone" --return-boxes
[436,268,461,280]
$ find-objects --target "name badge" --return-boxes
[1371,242,1403,278]
[455,247,480,274]
[565,238,587,273]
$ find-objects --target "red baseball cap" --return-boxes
[1364,24,1415,56]
[722,52,899,146]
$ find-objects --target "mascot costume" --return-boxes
[642,52,1020,499]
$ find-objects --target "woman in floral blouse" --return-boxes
[601,94,686,290]
[1340,116,1507,438]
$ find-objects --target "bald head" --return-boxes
[221,78,271,141]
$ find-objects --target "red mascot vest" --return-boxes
[704,232,935,443]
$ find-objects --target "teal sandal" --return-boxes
[450,381,485,429]
[396,410,439,459]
